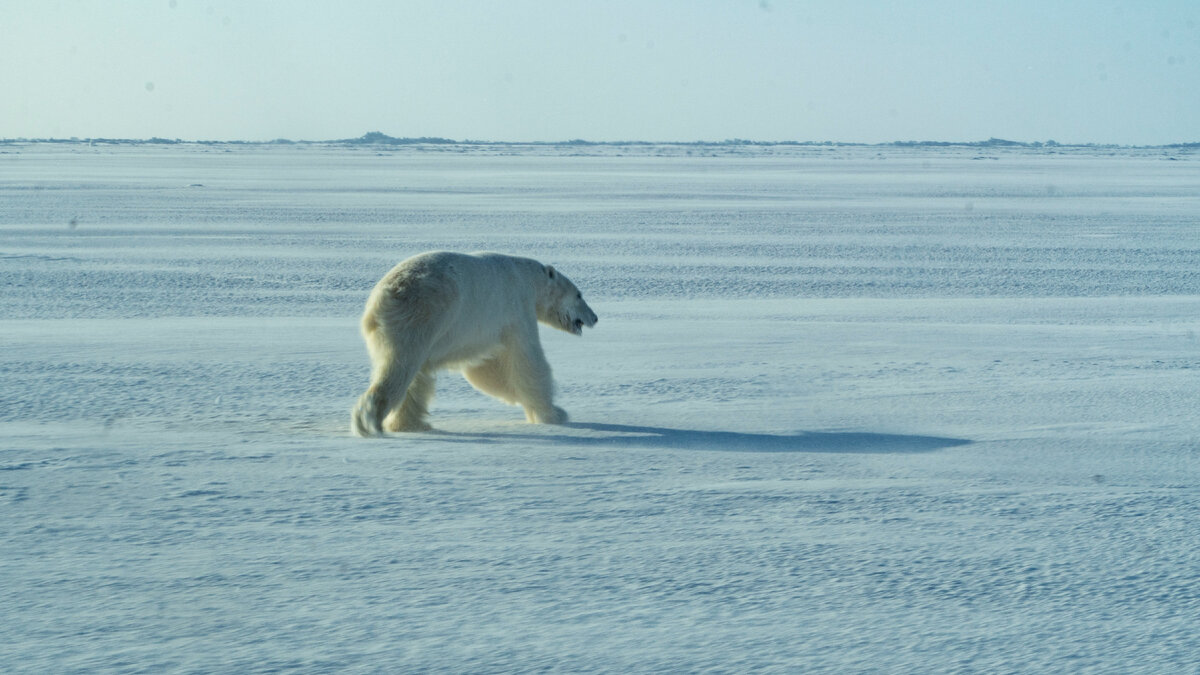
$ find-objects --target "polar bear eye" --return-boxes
[576,292,582,299]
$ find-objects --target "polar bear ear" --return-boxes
[545,265,556,280]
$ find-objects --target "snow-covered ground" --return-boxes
[3,143,1199,672]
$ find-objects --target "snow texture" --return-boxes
[2,143,1199,673]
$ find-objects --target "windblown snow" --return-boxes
[2,142,1199,672]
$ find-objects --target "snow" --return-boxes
[2,142,1199,672]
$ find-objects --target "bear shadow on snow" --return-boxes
[424,423,972,454]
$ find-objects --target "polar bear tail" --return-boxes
[351,388,385,437]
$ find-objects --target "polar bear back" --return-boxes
[361,251,546,369]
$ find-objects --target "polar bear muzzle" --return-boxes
[562,293,598,336]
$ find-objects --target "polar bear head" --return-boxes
[537,265,598,336]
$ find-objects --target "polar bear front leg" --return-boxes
[507,334,568,425]
[462,355,518,404]
[463,348,566,423]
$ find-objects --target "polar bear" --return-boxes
[351,251,598,437]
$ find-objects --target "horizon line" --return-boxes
[2,132,1198,149]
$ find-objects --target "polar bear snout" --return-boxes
[560,306,597,336]
[571,316,595,334]
[570,303,598,335]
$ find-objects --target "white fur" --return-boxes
[351,251,598,437]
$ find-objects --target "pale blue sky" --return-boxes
[3,0,1198,143]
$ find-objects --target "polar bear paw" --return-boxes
[526,405,569,425]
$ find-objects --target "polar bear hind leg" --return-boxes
[383,366,435,432]
[352,359,424,436]
[352,310,435,436]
